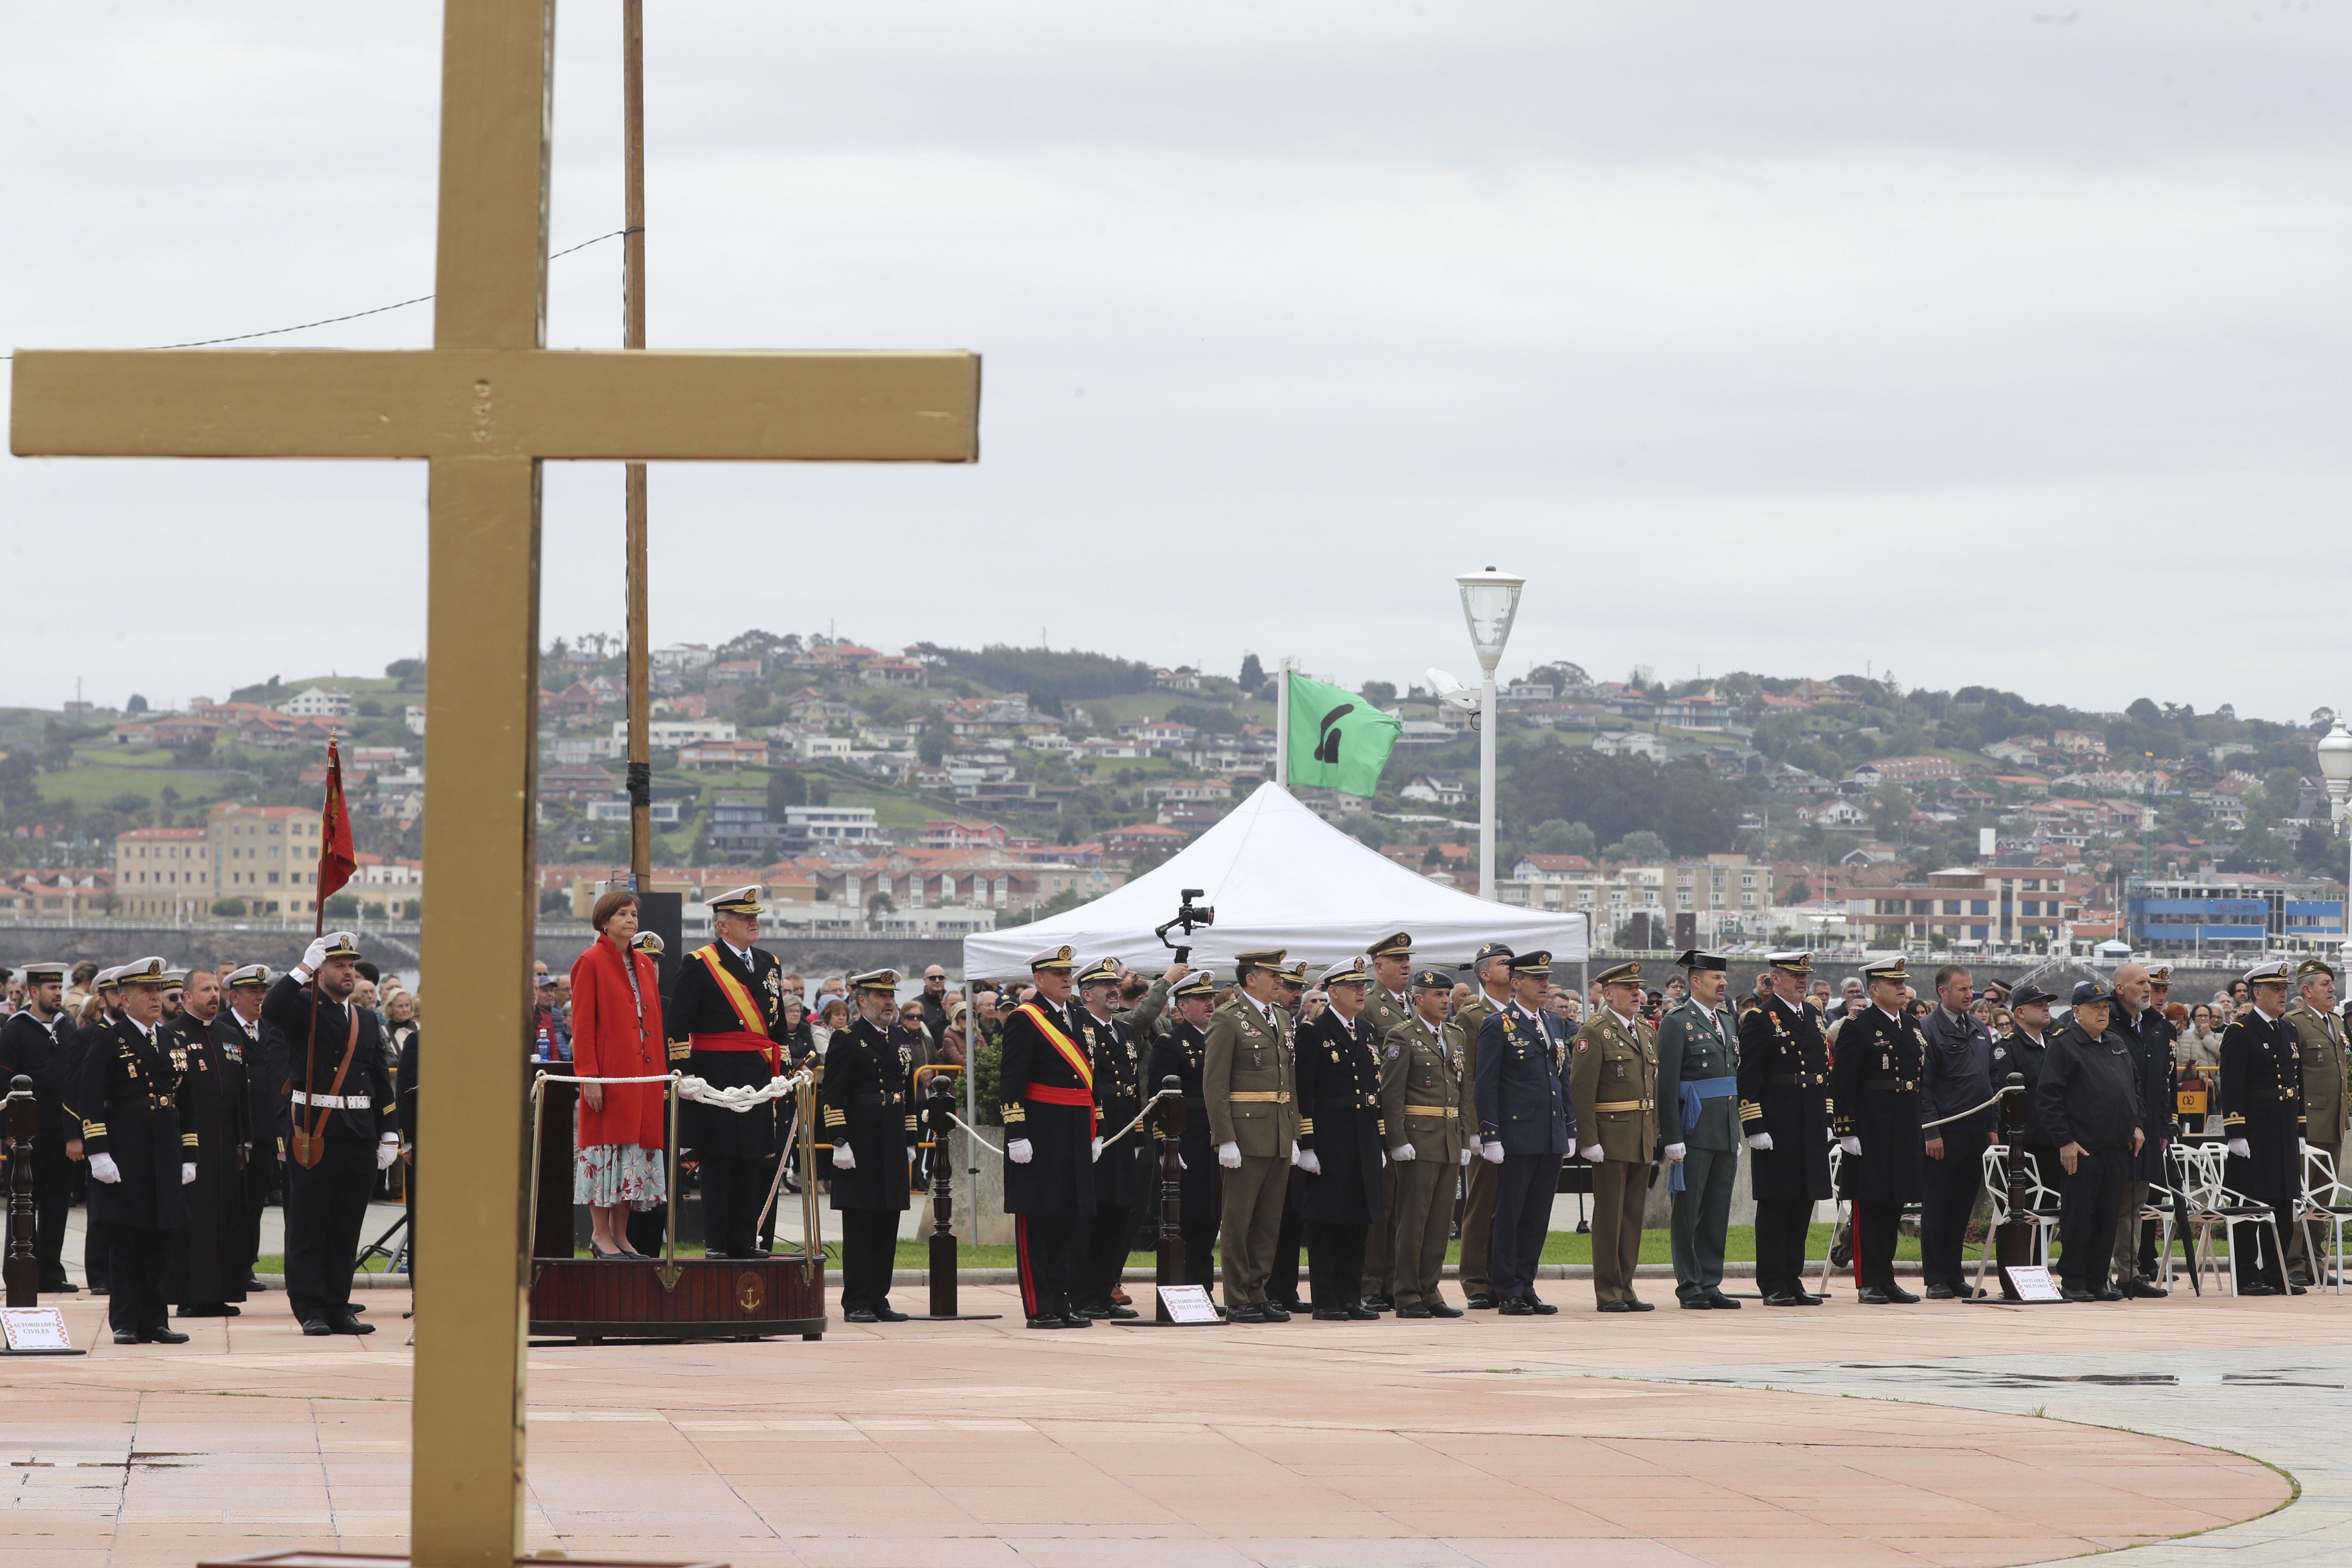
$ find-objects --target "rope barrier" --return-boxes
[946,1113,1003,1157]
[1921,1084,2017,1130]
[1097,1086,1182,1149]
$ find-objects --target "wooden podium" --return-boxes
[524,1072,826,1343]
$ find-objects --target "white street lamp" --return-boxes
[2316,715,2352,947]
[1455,567,1525,899]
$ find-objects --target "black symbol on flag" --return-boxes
[1315,703,1354,765]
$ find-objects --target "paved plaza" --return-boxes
[3,1278,2342,1568]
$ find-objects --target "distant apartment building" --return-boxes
[113,827,214,918]
[209,802,326,917]
[1844,867,2085,946]
[1666,854,1771,919]
[2126,871,2345,954]
[276,686,353,719]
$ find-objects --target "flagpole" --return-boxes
[1275,657,1292,788]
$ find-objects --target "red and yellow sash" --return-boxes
[691,946,776,1070]
[1017,1002,1092,1090]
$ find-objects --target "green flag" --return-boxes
[1285,671,1402,797]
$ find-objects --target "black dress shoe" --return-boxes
[2094,1286,2124,1302]
[1070,1301,1110,1320]
[1596,1299,1635,1313]
[301,1319,333,1336]
[1857,1287,1893,1305]
[328,1315,376,1335]
[1396,1305,1432,1319]
[1626,1298,1655,1311]
[1312,1308,1352,1321]
[1259,1302,1292,1322]
[2290,1270,2312,1289]
[345,1304,368,1314]
[2125,1278,2168,1299]
[1426,1300,1463,1318]
[2061,1287,2096,1303]
[243,1275,265,1292]
[177,1303,231,1317]
[2290,1282,2309,1295]
[113,1330,141,1344]
[1272,1298,1307,1315]
[2237,1280,2279,1296]
[1026,1314,1068,1329]
[1498,1298,1535,1316]
[871,1306,910,1323]
[1679,1296,1713,1309]
[1702,1291,1742,1310]
[1925,1284,1957,1301]
[1059,1310,1095,1329]
[1761,1292,1804,1306]
[844,1308,879,1323]
[1347,1305,1380,1321]
[1529,1298,1559,1314]
[144,1327,190,1344]
[1796,1291,1825,1305]
[1464,1293,1498,1310]
[1880,1284,1920,1305]
[1226,1303,1268,1323]
[1359,1296,1391,1315]
[41,1278,77,1294]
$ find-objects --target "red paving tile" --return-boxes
[0,1281,2312,1566]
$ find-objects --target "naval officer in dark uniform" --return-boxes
[0,960,82,1292]
[1483,950,1575,1314]
[1073,958,1151,1320]
[1657,949,1742,1310]
[1738,952,1832,1306]
[264,933,398,1335]
[2221,959,2305,1295]
[1001,946,1097,1329]
[162,967,250,1317]
[218,965,280,1292]
[1829,956,1926,1304]
[818,968,914,1323]
[1147,971,1223,1291]
[670,885,792,1260]
[1294,957,1386,1322]
[77,957,192,1343]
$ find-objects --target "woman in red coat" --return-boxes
[571,890,668,1259]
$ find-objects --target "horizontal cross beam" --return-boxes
[10,348,980,462]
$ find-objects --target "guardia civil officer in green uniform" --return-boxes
[1357,931,1416,1309]
[1203,949,1300,1321]
[1452,942,1516,1310]
[818,968,914,1323]
[1829,956,1926,1305]
[78,958,193,1343]
[1146,971,1224,1291]
[1381,966,1473,1317]
[1657,949,1742,1310]
[1571,960,1660,1311]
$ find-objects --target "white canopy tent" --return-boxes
[961,781,1586,980]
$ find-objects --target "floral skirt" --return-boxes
[575,1142,667,1210]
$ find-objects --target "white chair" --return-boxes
[2298,1145,2352,1295]
[2173,1140,2287,1298]
[1972,1142,2063,1294]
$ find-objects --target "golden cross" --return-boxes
[9,7,976,1566]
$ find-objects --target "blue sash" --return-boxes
[1668,1075,1739,1192]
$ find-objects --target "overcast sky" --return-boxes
[7,3,2348,722]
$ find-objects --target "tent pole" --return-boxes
[1274,656,1292,787]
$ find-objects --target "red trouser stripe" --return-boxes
[1016,1214,1038,1318]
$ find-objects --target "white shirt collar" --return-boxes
[1610,1008,1638,1030]
[1877,1003,1904,1023]
[725,941,753,967]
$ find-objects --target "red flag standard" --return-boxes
[314,736,358,931]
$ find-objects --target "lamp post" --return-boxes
[2317,715,2352,949]
[1456,568,1525,900]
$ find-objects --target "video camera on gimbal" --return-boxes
[1154,888,1215,964]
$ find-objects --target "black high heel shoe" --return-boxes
[588,1241,628,1260]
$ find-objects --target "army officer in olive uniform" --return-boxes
[1571,961,1659,1311]
[819,968,915,1323]
[1657,949,1743,1310]
[1357,931,1416,1308]
[1203,949,1300,1322]
[1381,967,1472,1317]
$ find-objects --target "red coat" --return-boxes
[570,936,667,1150]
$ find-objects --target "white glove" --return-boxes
[1390,1144,1417,1163]
[2229,1137,2250,1158]
[1841,1136,1862,1156]
[1217,1141,1242,1169]
[1090,1136,1104,1163]
[1481,1140,1506,1164]
[91,1153,121,1184]
[294,933,336,982]
[1295,1148,1322,1175]
[1290,1140,1302,1165]
[831,1144,857,1171]
[1746,1133,1773,1151]
[1664,1142,1687,1162]
[181,1162,197,1184]
[1579,1144,1603,1164]
[1007,1139,1033,1164]
[376,1134,399,1171]
[1459,1146,1473,1167]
